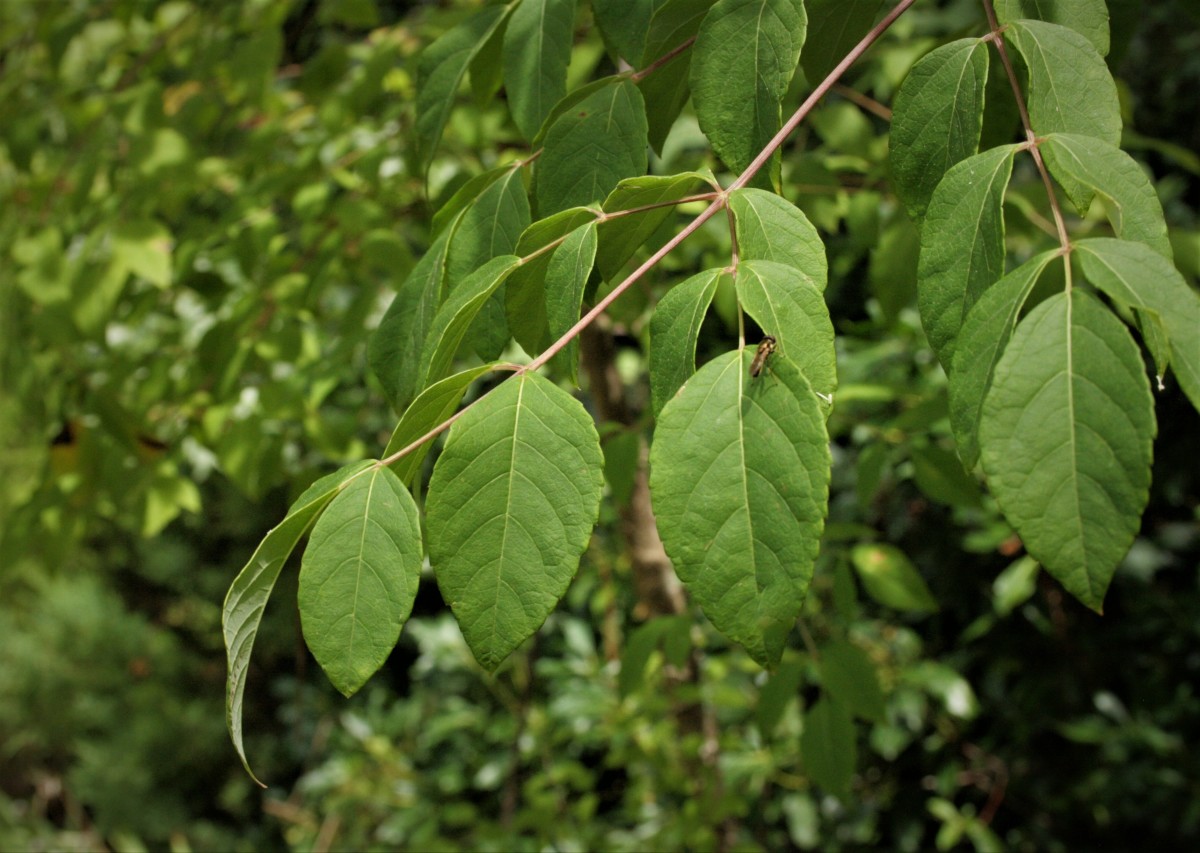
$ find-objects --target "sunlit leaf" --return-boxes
[728,188,827,288]
[223,461,373,784]
[994,0,1109,56]
[503,0,575,139]
[299,466,423,696]
[850,543,938,613]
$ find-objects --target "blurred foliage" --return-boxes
[0,0,1197,850]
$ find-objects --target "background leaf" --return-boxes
[820,639,886,723]
[298,466,423,697]
[223,461,373,784]
[425,372,604,670]
[801,696,856,799]
[849,543,938,613]
[649,349,830,667]
[690,0,807,187]
[979,290,1155,611]
[889,39,989,221]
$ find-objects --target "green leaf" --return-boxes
[468,5,510,107]
[1076,238,1200,413]
[690,0,807,187]
[639,0,715,153]
[800,0,884,84]
[1042,134,1172,256]
[1005,20,1120,146]
[545,222,599,385]
[503,0,575,139]
[889,39,989,221]
[849,543,938,613]
[979,290,1155,611]
[735,260,837,404]
[949,251,1057,469]
[416,6,508,172]
[596,172,711,281]
[113,219,173,288]
[820,639,886,723]
[383,364,497,485]
[910,444,983,507]
[592,0,664,63]
[370,229,453,411]
[446,168,531,359]
[534,79,649,217]
[994,0,1109,57]
[431,165,509,237]
[801,696,856,799]
[649,269,723,416]
[728,189,827,289]
[223,460,373,784]
[426,372,604,670]
[918,145,1018,368]
[418,255,521,393]
[649,349,831,667]
[299,466,423,697]
[756,658,805,735]
[993,555,1040,616]
[619,615,689,696]
[506,207,599,353]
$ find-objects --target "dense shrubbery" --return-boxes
[1,0,1197,849]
